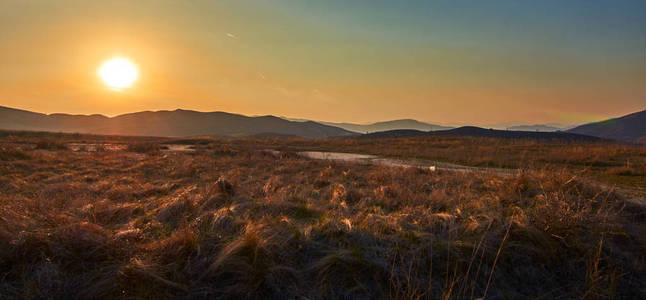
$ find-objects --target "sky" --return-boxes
[1,0,645,126]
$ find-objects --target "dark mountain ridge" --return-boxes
[507,124,566,132]
[0,106,353,138]
[362,126,603,141]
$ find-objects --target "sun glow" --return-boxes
[98,57,138,89]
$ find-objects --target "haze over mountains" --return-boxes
[288,118,575,133]
[1,105,644,142]
[507,124,569,132]
[484,122,573,132]
[0,106,352,138]
[282,117,453,133]
[320,119,453,133]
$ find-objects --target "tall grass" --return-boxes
[227,136,646,190]
[0,137,644,298]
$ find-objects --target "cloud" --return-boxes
[226,33,238,39]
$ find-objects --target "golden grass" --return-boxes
[241,135,646,192]
[0,135,644,298]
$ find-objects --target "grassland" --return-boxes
[237,136,646,193]
[0,132,645,298]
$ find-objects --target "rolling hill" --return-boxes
[0,106,354,138]
[362,126,602,141]
[284,117,452,133]
[507,124,567,132]
[321,119,453,133]
[567,109,646,142]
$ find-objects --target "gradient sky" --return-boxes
[1,0,645,126]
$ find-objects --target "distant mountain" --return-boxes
[283,117,452,133]
[0,106,354,138]
[484,122,574,131]
[567,109,646,142]
[359,129,428,139]
[362,126,602,141]
[507,124,565,132]
[438,126,601,141]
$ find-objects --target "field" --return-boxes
[1,131,645,298]
[253,136,646,193]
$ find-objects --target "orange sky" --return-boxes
[1,1,645,126]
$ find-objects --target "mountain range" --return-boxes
[507,124,568,132]
[481,122,573,131]
[0,106,353,138]
[319,119,453,133]
[282,118,452,133]
[0,105,644,142]
[361,127,602,141]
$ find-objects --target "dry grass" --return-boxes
[34,139,68,151]
[0,135,645,299]
[229,136,646,192]
[127,142,163,153]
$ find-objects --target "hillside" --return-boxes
[361,126,602,141]
[507,124,565,132]
[283,117,452,133]
[321,119,452,133]
[359,129,428,138]
[0,106,353,138]
[568,109,646,142]
[438,126,601,141]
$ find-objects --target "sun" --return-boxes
[98,57,138,89]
